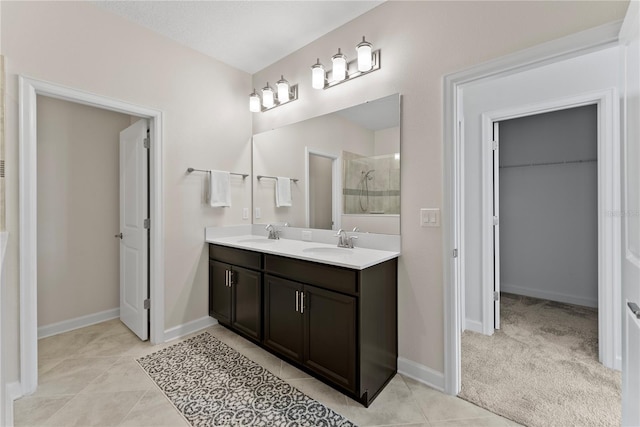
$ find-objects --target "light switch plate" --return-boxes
[420,208,440,227]
[254,207,261,219]
[242,208,249,220]
[301,230,312,241]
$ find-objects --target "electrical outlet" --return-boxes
[242,208,249,220]
[255,207,261,219]
[301,230,312,241]
[420,208,440,227]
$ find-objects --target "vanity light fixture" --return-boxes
[249,76,299,112]
[311,36,380,90]
[262,83,275,109]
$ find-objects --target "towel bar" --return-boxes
[187,168,248,178]
[257,174,299,183]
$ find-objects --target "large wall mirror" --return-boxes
[252,93,401,235]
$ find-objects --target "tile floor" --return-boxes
[15,320,517,427]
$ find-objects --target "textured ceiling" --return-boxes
[95,1,383,74]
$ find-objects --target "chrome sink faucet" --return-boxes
[335,229,358,248]
[265,224,280,240]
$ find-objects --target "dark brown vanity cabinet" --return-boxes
[209,246,262,341]
[209,243,397,407]
[263,275,357,393]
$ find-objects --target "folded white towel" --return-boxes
[275,177,292,207]
[208,170,231,207]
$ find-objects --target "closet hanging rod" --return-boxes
[257,175,299,183]
[187,168,248,178]
[499,158,597,170]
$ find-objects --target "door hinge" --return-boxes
[143,138,150,149]
[144,299,150,309]
[494,291,500,301]
[492,140,498,151]
[493,216,499,226]
[452,249,458,258]
[144,218,150,229]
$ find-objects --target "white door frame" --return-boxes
[480,90,621,370]
[442,21,623,395]
[18,76,165,395]
[305,147,341,231]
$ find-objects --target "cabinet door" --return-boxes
[303,285,356,393]
[231,266,262,341]
[209,260,231,324]
[264,275,304,362]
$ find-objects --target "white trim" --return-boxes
[164,316,218,342]
[5,381,22,427]
[443,21,623,395]
[37,308,120,339]
[398,357,445,392]
[479,89,621,370]
[464,319,483,334]
[304,147,341,231]
[18,76,166,396]
[501,284,598,308]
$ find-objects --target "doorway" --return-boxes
[19,76,165,396]
[35,97,149,341]
[305,148,340,231]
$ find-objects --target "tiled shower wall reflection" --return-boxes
[343,150,400,215]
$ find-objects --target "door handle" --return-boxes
[114,233,123,239]
[225,270,229,287]
[301,292,305,314]
[228,270,234,287]
[295,291,299,312]
[628,302,640,319]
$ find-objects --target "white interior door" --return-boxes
[119,119,149,340]
[620,2,640,425]
[493,121,501,329]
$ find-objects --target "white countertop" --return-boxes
[206,234,399,270]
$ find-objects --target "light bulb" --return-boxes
[332,48,347,82]
[311,59,325,90]
[276,75,290,102]
[262,83,274,109]
[249,90,261,112]
[356,36,373,72]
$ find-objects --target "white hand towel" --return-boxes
[275,177,292,207]
[208,170,231,207]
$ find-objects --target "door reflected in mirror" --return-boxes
[252,93,401,235]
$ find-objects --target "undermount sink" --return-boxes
[302,247,353,256]
[237,238,276,244]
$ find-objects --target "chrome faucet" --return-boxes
[335,229,358,248]
[265,224,280,240]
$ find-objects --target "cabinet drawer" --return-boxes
[209,244,262,270]
[265,254,357,295]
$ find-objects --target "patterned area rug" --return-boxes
[137,332,355,427]
[460,293,621,427]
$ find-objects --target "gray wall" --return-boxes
[499,104,598,307]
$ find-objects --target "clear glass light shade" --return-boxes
[332,49,347,82]
[276,76,290,102]
[262,84,275,109]
[249,91,261,112]
[311,60,325,90]
[356,37,373,72]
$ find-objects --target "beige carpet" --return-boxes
[460,293,621,427]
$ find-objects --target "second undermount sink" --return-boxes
[237,238,276,244]
[302,247,354,256]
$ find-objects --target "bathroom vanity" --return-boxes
[207,234,399,407]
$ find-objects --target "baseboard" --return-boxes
[37,308,120,339]
[164,316,218,342]
[501,284,597,308]
[5,381,22,427]
[464,319,484,334]
[398,357,445,392]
